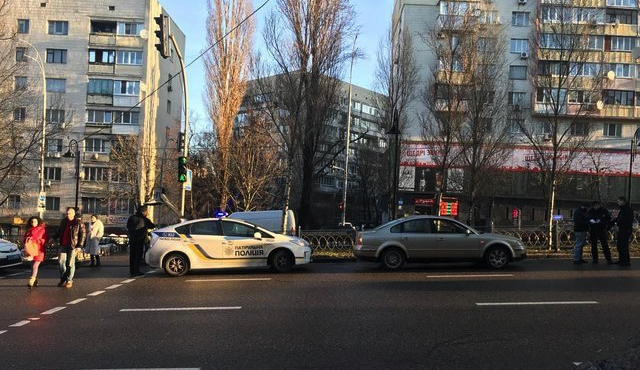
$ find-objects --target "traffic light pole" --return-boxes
[170,34,189,217]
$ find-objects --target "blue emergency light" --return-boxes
[215,211,228,218]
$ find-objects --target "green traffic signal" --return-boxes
[178,156,187,183]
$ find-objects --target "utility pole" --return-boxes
[170,34,189,217]
[341,34,358,226]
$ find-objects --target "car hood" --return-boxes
[478,233,521,243]
[0,241,19,253]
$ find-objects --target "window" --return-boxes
[16,47,27,62]
[89,49,115,64]
[108,198,135,215]
[607,0,636,6]
[114,111,139,124]
[110,170,129,183]
[46,78,66,93]
[509,65,527,80]
[509,119,524,133]
[88,79,113,95]
[568,91,596,104]
[46,109,65,124]
[48,21,69,35]
[17,19,29,34]
[46,49,67,64]
[44,167,61,181]
[117,22,144,35]
[87,109,112,125]
[510,39,529,53]
[46,197,60,211]
[604,90,635,105]
[113,80,140,95]
[86,139,110,153]
[509,92,527,106]
[570,62,600,77]
[318,176,335,187]
[438,57,463,72]
[84,167,108,181]
[82,197,104,214]
[167,100,171,114]
[116,50,143,65]
[539,122,552,134]
[190,221,223,236]
[608,64,635,78]
[433,219,467,234]
[91,20,117,34]
[570,122,589,136]
[611,37,634,51]
[46,139,63,152]
[603,123,622,137]
[8,195,20,209]
[512,11,530,26]
[400,219,432,233]
[13,108,26,122]
[588,35,604,50]
[15,76,27,90]
[222,221,257,238]
[607,9,637,24]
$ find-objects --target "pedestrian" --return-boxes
[587,201,613,265]
[611,196,633,267]
[126,205,155,277]
[53,207,86,287]
[573,202,590,265]
[87,214,104,267]
[23,216,48,288]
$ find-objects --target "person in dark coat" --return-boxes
[611,196,633,266]
[126,205,155,277]
[53,207,86,287]
[587,201,612,264]
[573,203,590,265]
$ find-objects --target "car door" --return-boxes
[397,218,437,259]
[432,218,481,258]
[221,220,269,266]
[187,220,225,265]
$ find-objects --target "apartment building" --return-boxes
[1,0,185,234]
[393,0,640,226]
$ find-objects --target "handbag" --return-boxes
[24,237,39,257]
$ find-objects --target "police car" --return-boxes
[146,218,313,276]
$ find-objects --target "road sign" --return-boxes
[37,192,46,210]
[184,169,192,191]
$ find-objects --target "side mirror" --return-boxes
[465,229,473,236]
[253,232,262,240]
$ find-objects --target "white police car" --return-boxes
[146,218,312,276]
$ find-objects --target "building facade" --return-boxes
[1,0,185,235]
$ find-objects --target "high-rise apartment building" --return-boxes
[1,0,185,234]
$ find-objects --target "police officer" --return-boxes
[611,196,633,267]
[126,205,155,277]
[587,201,612,265]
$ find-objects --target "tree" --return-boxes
[353,146,388,224]
[204,0,255,212]
[109,135,156,209]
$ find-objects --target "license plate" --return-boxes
[7,254,19,260]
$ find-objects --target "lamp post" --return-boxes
[341,34,358,226]
[628,127,640,204]
[386,109,400,220]
[63,139,82,210]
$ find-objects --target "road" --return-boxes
[1,255,639,370]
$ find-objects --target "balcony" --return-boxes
[113,95,139,107]
[112,124,139,136]
[87,94,113,106]
[88,63,115,75]
[83,152,111,163]
[604,23,637,37]
[89,33,145,49]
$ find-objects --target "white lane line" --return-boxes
[476,301,599,306]
[7,272,27,277]
[105,284,122,290]
[0,276,6,279]
[41,306,66,315]
[87,290,105,297]
[0,330,6,335]
[81,368,202,370]
[427,274,514,278]
[185,278,272,282]
[120,279,136,284]
[67,298,87,305]
[120,307,242,312]
[29,317,40,321]
[573,362,583,366]
[9,320,30,327]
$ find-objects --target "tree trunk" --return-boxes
[547,177,557,252]
[280,172,293,235]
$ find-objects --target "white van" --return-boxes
[228,210,297,235]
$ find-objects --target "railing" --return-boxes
[492,227,640,251]
[299,229,356,257]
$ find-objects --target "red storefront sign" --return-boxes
[414,198,435,206]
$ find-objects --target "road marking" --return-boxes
[0,330,6,335]
[185,278,272,282]
[42,306,66,315]
[87,290,105,297]
[427,274,514,278]
[9,320,30,327]
[120,307,242,312]
[105,284,122,290]
[67,298,87,305]
[121,279,136,284]
[29,317,40,321]
[573,362,583,366]
[81,368,202,370]
[7,272,27,277]
[476,301,599,306]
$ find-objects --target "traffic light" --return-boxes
[177,132,185,152]
[178,156,187,182]
[154,14,171,59]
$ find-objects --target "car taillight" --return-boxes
[357,235,363,246]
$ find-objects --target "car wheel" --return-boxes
[271,250,294,273]
[381,248,405,270]
[163,253,189,277]
[484,246,510,269]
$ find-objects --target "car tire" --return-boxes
[163,252,189,277]
[484,246,510,269]
[381,248,405,270]
[270,250,294,273]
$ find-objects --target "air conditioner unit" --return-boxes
[518,0,527,4]
[45,180,52,188]
[92,153,99,160]
[520,52,528,59]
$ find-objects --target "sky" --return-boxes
[160,0,395,132]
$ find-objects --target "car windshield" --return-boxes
[374,219,402,231]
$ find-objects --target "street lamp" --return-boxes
[628,127,640,204]
[341,34,358,226]
[63,139,82,209]
[386,109,400,220]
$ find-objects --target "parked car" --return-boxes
[228,209,296,235]
[0,239,23,269]
[353,216,527,270]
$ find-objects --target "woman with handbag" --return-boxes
[23,216,49,288]
[87,214,104,267]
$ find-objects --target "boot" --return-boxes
[90,255,95,267]
[27,277,36,289]
[96,256,101,267]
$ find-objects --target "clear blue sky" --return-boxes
[160,0,394,132]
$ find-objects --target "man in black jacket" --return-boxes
[573,203,590,265]
[611,196,633,266]
[587,201,612,264]
[126,205,155,276]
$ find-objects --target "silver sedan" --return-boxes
[353,216,527,270]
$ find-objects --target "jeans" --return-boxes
[59,249,78,282]
[573,231,587,261]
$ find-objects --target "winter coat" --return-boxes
[54,217,86,252]
[613,204,634,232]
[574,207,590,232]
[587,207,611,232]
[23,225,48,262]
[127,213,155,244]
[86,219,104,255]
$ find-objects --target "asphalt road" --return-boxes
[1,256,639,370]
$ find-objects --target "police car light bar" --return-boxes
[215,211,229,218]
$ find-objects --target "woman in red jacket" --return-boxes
[23,216,49,288]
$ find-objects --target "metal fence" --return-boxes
[299,229,356,257]
[492,227,640,251]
